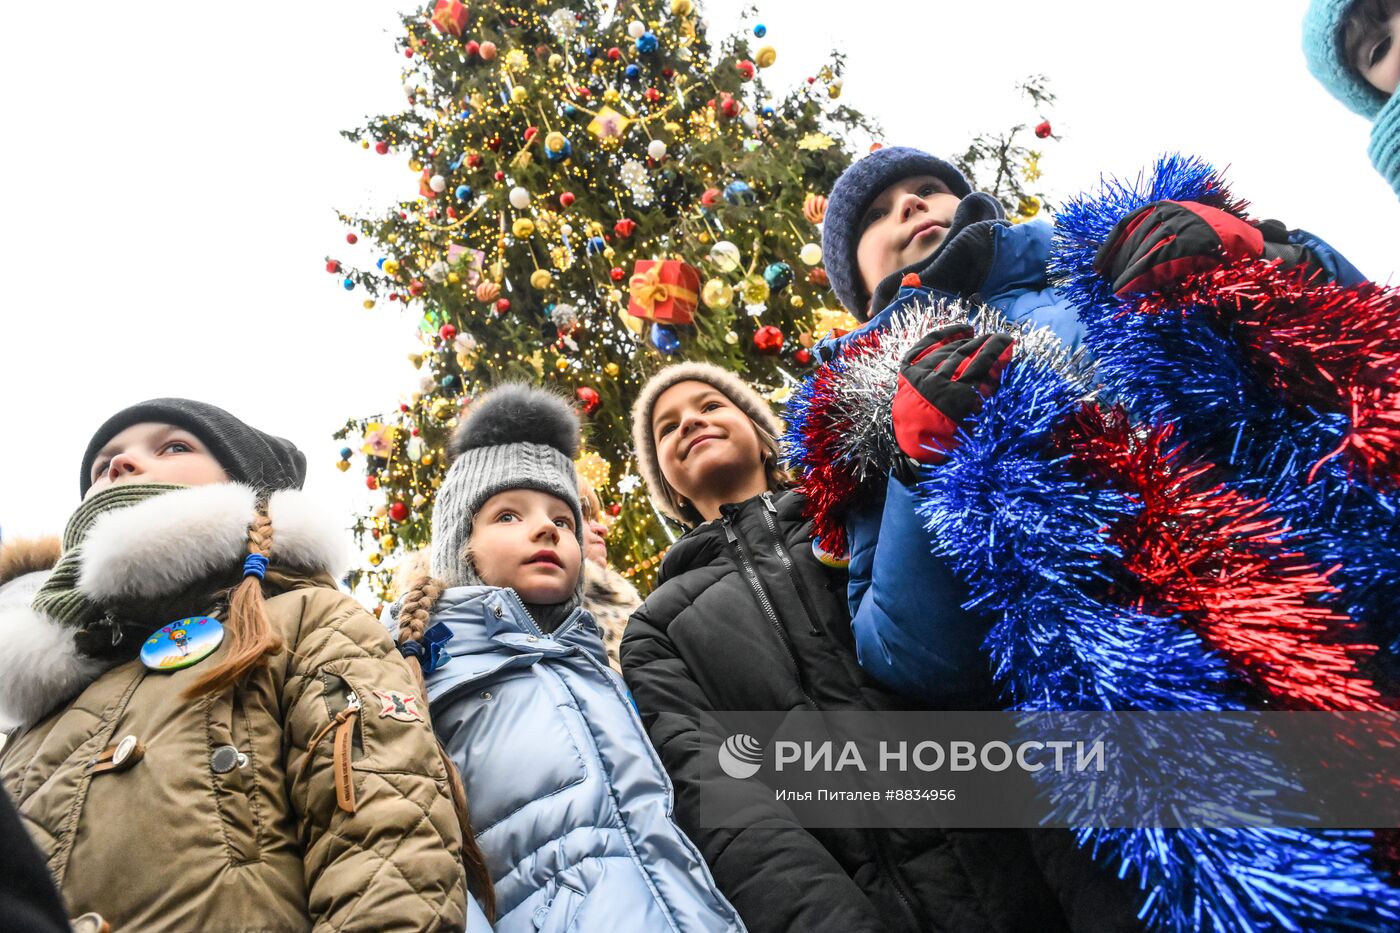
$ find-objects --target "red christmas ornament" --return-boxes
[345,233,358,244]
[389,501,410,522]
[794,348,813,366]
[493,170,505,181]
[366,476,379,490]
[439,324,457,340]
[486,135,502,151]
[325,260,341,274]
[559,191,576,207]
[374,141,390,155]
[718,93,740,118]
[700,187,720,208]
[610,266,626,282]
[371,528,381,539]
[524,125,539,143]
[399,403,410,413]
[465,39,480,57]
[645,87,662,102]
[495,298,511,314]
[388,292,400,302]
[1034,120,1053,139]
[446,207,458,219]
[662,67,675,79]
[808,268,829,286]
[404,48,414,58]
[607,502,622,517]
[736,60,756,80]
[753,325,784,354]
[613,218,637,238]
[575,386,602,415]
[411,427,420,436]
[408,280,426,297]
[466,152,483,167]
[607,46,622,61]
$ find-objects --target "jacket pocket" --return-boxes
[533,866,590,933]
[204,690,262,863]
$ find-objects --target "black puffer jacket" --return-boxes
[623,490,1140,933]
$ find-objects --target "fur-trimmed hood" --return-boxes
[0,483,356,729]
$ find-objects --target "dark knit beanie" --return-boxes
[79,398,307,496]
[822,146,972,319]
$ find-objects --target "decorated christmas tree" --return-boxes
[329,0,1056,599]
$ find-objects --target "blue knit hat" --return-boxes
[1370,91,1400,193]
[822,146,972,318]
[1302,0,1388,118]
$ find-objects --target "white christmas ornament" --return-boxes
[799,242,823,265]
[429,174,447,193]
[627,20,646,38]
[646,139,667,160]
[509,186,531,209]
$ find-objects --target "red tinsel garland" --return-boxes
[1061,404,1387,711]
[1132,260,1400,488]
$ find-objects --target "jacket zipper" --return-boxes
[759,492,824,637]
[721,510,820,710]
[757,495,922,930]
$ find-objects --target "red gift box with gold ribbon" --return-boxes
[432,0,470,36]
[627,260,700,326]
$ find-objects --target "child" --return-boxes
[0,398,476,931]
[817,145,1366,706]
[577,476,641,674]
[390,383,743,933]
[1304,0,1400,194]
[622,363,1098,933]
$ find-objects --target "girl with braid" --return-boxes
[389,383,744,933]
[0,397,489,932]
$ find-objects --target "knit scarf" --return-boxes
[32,483,184,660]
[1369,91,1400,198]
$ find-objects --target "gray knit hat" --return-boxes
[429,384,584,589]
[80,397,307,496]
[821,146,972,319]
[630,362,784,526]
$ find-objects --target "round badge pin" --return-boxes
[140,616,224,671]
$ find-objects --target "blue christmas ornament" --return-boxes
[762,106,775,118]
[141,617,224,672]
[754,24,767,37]
[723,180,755,205]
[650,324,681,355]
[339,447,352,459]
[586,236,606,254]
[625,63,641,79]
[440,374,457,389]
[454,184,473,200]
[342,277,355,291]
[763,261,794,291]
[544,136,573,161]
[635,31,659,54]
[376,257,387,269]
[563,103,578,117]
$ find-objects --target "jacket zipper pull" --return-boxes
[762,492,777,513]
[332,707,358,813]
[722,516,738,544]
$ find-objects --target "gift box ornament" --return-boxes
[432,0,470,36]
[628,260,700,325]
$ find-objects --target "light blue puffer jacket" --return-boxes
[414,585,745,933]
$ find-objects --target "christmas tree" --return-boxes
[330,0,1057,599]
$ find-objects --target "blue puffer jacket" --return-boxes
[416,585,745,933]
[817,219,1364,707]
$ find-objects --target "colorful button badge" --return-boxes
[140,616,224,671]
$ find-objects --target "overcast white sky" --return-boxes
[1,0,1391,542]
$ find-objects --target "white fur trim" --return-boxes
[79,484,257,602]
[267,490,356,581]
[0,603,108,729]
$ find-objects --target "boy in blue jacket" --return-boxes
[816,145,1366,707]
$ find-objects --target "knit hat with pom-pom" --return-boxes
[429,383,584,589]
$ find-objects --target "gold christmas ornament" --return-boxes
[802,194,828,225]
[362,299,376,309]
[755,46,777,68]
[739,274,770,305]
[530,268,554,289]
[701,278,734,309]
[555,356,569,371]
[670,0,693,14]
[511,85,528,104]
[724,330,739,345]
[383,259,401,276]
[512,217,536,238]
[504,48,529,72]
[604,362,620,377]
[335,460,351,472]
[791,295,805,309]
[368,553,383,567]
[545,131,567,151]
